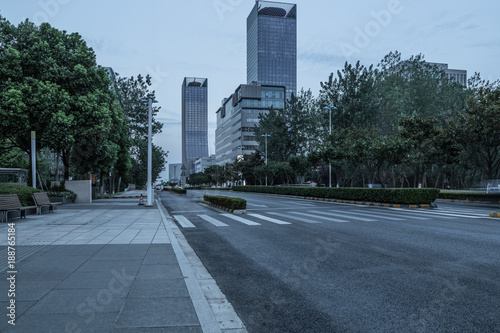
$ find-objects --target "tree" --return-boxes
[319,60,378,131]
[453,74,500,180]
[114,73,167,187]
[0,16,126,181]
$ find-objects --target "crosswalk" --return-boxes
[173,207,493,229]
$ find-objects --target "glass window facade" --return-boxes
[182,77,208,175]
[247,1,297,100]
[215,84,285,164]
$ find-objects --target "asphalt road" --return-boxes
[159,190,500,333]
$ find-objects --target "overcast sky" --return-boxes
[2,0,499,181]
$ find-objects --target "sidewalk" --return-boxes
[0,196,246,332]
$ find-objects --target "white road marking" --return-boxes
[173,215,196,228]
[222,214,261,226]
[292,212,349,223]
[268,212,321,223]
[315,211,377,222]
[248,214,291,225]
[198,215,229,227]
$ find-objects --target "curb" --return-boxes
[437,199,495,204]
[303,197,436,209]
[201,201,246,214]
[490,212,500,218]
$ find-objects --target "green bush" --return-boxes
[172,188,187,195]
[231,186,440,205]
[47,190,77,201]
[0,183,41,206]
[439,190,500,202]
[203,195,246,210]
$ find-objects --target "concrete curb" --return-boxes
[490,212,500,218]
[437,198,496,204]
[302,197,436,209]
[157,198,247,333]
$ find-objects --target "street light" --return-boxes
[236,146,245,185]
[261,134,271,186]
[323,105,337,188]
[221,153,228,187]
[142,97,158,206]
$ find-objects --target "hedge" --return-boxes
[203,195,246,210]
[231,186,440,205]
[47,190,77,201]
[172,188,187,195]
[0,183,41,206]
[439,190,500,202]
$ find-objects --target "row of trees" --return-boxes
[0,16,167,192]
[188,52,498,189]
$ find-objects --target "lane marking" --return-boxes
[198,215,229,227]
[173,215,196,228]
[247,203,269,208]
[222,214,261,226]
[315,211,377,222]
[268,212,322,224]
[248,214,291,225]
[342,210,430,221]
[292,212,349,223]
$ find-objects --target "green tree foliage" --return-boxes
[0,16,127,181]
[114,74,167,186]
[453,74,500,180]
[319,60,378,130]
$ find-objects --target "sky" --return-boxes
[1,0,499,182]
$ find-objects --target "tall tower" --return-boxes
[247,1,297,100]
[181,77,208,177]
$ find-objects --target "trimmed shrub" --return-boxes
[47,190,77,202]
[203,195,246,210]
[0,183,41,206]
[172,188,187,195]
[231,186,440,205]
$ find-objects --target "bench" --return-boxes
[0,194,36,223]
[33,192,62,215]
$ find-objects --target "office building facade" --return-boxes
[247,1,297,100]
[182,77,209,176]
[428,62,467,87]
[169,163,182,182]
[215,83,285,165]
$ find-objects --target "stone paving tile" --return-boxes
[115,297,200,328]
[136,264,183,280]
[3,312,119,333]
[27,289,126,314]
[128,278,190,298]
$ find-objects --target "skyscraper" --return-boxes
[247,1,297,100]
[182,77,208,177]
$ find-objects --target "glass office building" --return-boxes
[215,83,286,164]
[247,1,297,100]
[182,77,208,176]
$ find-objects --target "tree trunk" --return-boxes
[62,149,71,180]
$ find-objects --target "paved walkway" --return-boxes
[0,197,246,332]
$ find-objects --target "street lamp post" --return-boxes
[221,153,228,187]
[261,134,271,186]
[142,97,158,206]
[236,146,245,185]
[323,105,337,188]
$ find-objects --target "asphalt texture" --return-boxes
[161,190,500,333]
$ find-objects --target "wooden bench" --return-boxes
[0,194,36,223]
[33,192,62,215]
